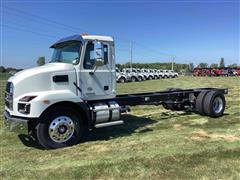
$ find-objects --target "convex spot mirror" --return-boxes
[93,40,104,67]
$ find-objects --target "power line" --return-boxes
[1,24,59,39]
[4,10,77,35]
[2,5,181,62]
[3,6,89,33]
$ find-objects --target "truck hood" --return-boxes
[8,63,76,98]
[9,63,74,84]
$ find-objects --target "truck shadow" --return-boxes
[18,134,45,150]
[85,114,157,142]
[17,111,230,149]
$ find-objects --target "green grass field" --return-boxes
[0,76,240,179]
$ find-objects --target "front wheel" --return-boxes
[119,77,126,83]
[131,77,137,82]
[36,107,84,149]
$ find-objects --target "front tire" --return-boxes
[119,77,126,83]
[131,77,137,82]
[36,107,84,149]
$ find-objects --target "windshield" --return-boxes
[51,41,81,64]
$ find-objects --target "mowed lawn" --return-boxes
[0,76,240,179]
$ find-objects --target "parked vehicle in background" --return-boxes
[132,68,145,81]
[122,68,139,82]
[193,68,201,76]
[146,69,155,80]
[116,68,128,83]
[162,70,170,78]
[152,69,160,79]
[136,69,146,81]
[233,68,240,76]
[221,68,229,76]
[212,69,222,76]
[141,69,150,80]
[168,70,178,78]
[237,68,240,76]
[193,67,239,77]
[157,69,164,78]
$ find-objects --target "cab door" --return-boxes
[79,40,116,100]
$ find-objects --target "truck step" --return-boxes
[95,120,124,128]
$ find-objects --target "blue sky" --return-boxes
[1,0,239,68]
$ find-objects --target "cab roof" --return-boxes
[50,34,114,48]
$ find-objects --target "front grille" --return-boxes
[5,82,13,110]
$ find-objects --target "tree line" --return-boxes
[117,57,238,72]
[1,56,238,74]
[0,66,23,73]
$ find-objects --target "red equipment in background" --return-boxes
[193,67,240,77]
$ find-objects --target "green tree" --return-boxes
[198,63,208,68]
[219,57,225,68]
[228,63,238,68]
[210,63,218,68]
[37,56,45,66]
[0,66,6,73]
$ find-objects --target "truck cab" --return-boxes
[4,34,119,148]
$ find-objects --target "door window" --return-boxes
[83,42,109,69]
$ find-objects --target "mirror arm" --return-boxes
[89,66,98,75]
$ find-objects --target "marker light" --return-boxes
[81,33,89,36]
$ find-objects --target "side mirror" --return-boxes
[93,40,104,67]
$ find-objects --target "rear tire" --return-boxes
[36,107,84,149]
[196,91,209,115]
[203,91,225,117]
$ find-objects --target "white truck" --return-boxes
[116,68,128,83]
[122,68,140,82]
[4,34,228,149]
[168,70,179,78]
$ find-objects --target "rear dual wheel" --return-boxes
[196,91,225,117]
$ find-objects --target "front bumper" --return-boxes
[4,111,28,135]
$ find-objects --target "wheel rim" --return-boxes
[48,116,75,143]
[213,97,223,114]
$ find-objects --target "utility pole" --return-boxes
[172,56,175,70]
[130,41,133,72]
